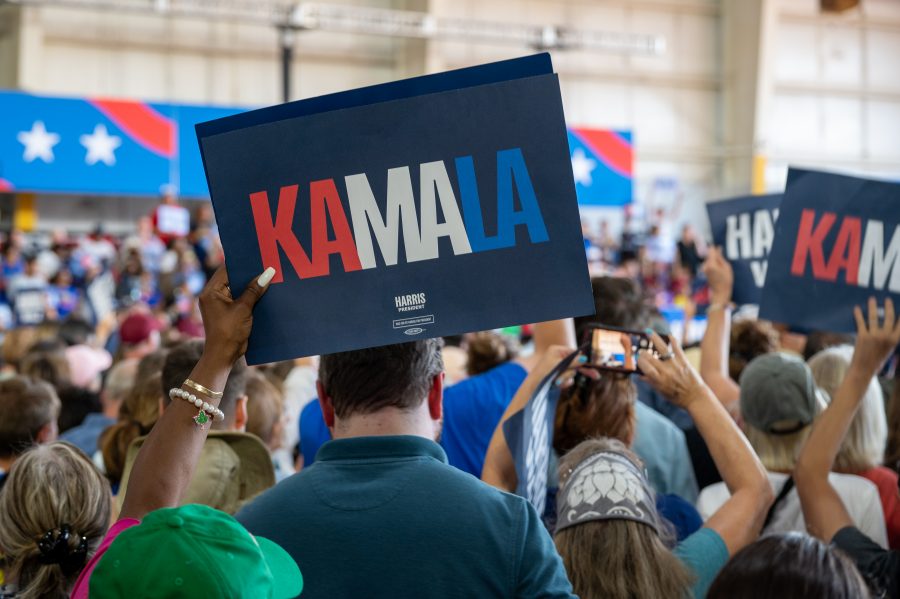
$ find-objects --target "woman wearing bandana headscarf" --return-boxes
[552,334,774,599]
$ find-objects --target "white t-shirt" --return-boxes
[271,364,319,473]
[697,470,888,548]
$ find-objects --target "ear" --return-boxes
[158,397,167,415]
[427,373,443,421]
[233,395,248,432]
[317,380,335,429]
[36,420,58,444]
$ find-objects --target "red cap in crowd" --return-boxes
[120,313,162,345]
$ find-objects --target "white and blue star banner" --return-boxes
[0,90,242,196]
[567,128,633,206]
[1,88,630,209]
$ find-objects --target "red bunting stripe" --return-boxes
[88,98,176,158]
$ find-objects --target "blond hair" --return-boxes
[809,345,886,472]
[554,438,694,599]
[245,371,284,447]
[743,425,812,472]
[742,388,828,472]
[0,442,111,599]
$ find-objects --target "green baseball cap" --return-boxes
[89,504,302,598]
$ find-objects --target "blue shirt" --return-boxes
[298,362,527,476]
[59,413,115,456]
[440,362,527,477]
[673,527,730,598]
[633,401,699,503]
[238,435,575,599]
[657,493,703,542]
[299,400,329,466]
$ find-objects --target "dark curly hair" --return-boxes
[554,373,636,456]
[729,320,779,381]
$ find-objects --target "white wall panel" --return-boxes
[865,0,900,21]
[765,0,900,186]
[774,22,818,82]
[678,12,718,77]
[769,93,820,153]
[823,96,863,156]
[821,24,861,85]
[632,86,681,146]
[866,100,900,160]
[867,30,900,90]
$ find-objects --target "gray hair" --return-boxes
[809,345,887,471]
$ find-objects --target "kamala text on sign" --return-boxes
[760,168,900,333]
[249,149,548,283]
[791,211,900,293]
[197,53,594,363]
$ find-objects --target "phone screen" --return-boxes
[588,327,664,374]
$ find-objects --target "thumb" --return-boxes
[237,267,276,309]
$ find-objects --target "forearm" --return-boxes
[796,404,857,543]
[689,385,772,552]
[481,367,547,490]
[700,305,740,407]
[688,387,768,497]
[119,353,232,520]
[530,319,575,360]
[797,365,870,482]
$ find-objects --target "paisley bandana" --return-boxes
[555,450,660,534]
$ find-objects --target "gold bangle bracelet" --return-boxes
[183,378,224,399]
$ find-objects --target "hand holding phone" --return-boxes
[584,325,669,375]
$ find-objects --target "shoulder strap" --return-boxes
[762,476,795,530]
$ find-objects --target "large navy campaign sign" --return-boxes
[197,54,594,363]
[706,193,782,305]
[760,169,900,333]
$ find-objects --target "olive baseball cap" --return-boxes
[89,504,302,598]
[739,352,826,435]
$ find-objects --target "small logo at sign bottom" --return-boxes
[393,314,435,329]
[404,327,425,335]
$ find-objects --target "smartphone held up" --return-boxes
[584,325,670,375]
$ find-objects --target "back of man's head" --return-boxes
[161,340,247,430]
[319,340,443,419]
[574,277,648,338]
[0,376,61,459]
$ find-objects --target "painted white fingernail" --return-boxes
[257,267,276,287]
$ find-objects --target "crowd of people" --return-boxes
[0,197,899,598]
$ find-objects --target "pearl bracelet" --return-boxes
[169,387,225,428]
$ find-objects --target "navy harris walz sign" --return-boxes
[760,168,900,333]
[706,193,782,306]
[197,54,594,364]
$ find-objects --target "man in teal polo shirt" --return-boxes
[237,339,575,598]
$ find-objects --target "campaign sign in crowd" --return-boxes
[706,193,782,306]
[198,53,593,364]
[760,168,900,332]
